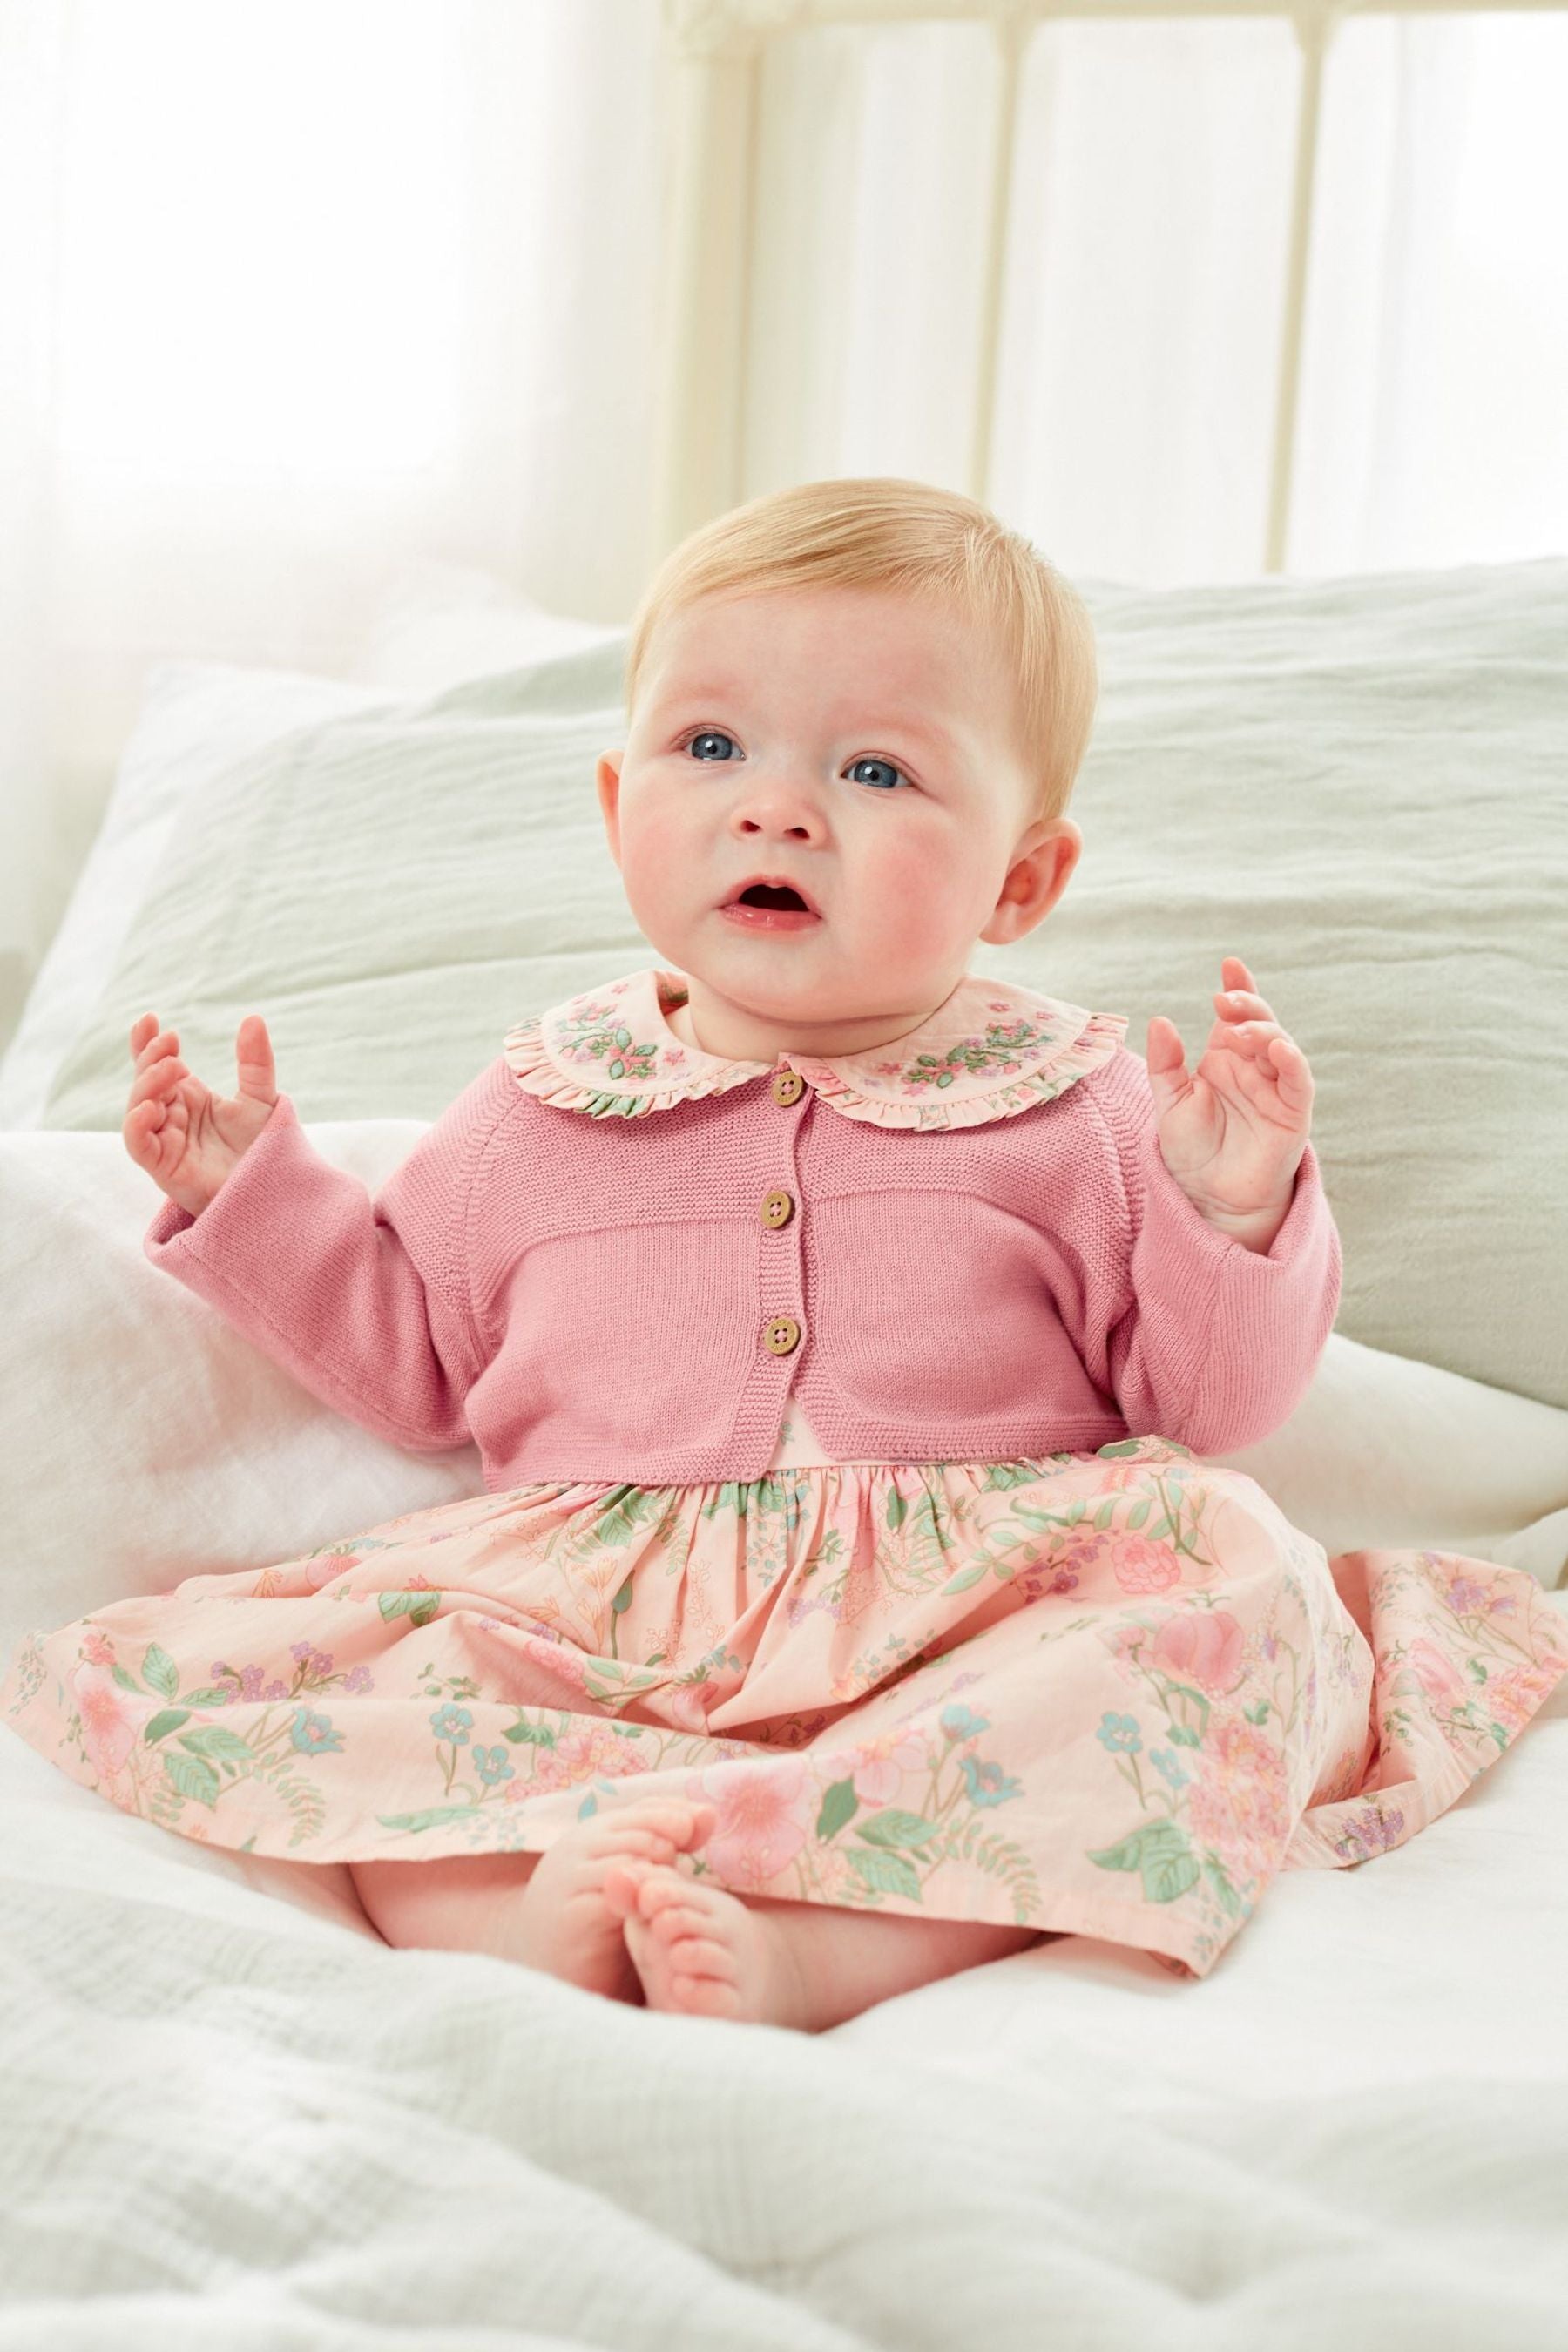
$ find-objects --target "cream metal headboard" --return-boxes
[652,0,1566,572]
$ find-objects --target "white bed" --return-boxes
[3,546,1566,2345]
[4,2,1568,2338]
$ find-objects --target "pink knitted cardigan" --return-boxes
[143,964,1342,1486]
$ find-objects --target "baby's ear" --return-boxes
[595,753,625,856]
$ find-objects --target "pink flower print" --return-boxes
[850,1734,924,1805]
[1483,1660,1558,1734]
[553,1725,652,1788]
[1184,1713,1293,1882]
[81,1628,115,1669]
[548,1730,603,1783]
[1406,1635,1468,1706]
[519,1720,650,1795]
[304,1551,362,1592]
[1152,1609,1246,1695]
[1112,1536,1183,1594]
[686,1758,809,1890]
[69,1662,141,1781]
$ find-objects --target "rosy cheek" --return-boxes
[861,835,957,948]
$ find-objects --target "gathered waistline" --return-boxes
[487,1445,1152,1493]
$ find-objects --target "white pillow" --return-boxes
[2,1124,1563,1690]
[0,564,613,1129]
[0,1125,480,1673]
[347,556,624,696]
[0,661,393,1128]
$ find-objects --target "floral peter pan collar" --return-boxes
[503,966,1128,1132]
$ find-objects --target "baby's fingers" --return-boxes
[128,1051,188,1111]
[132,1016,180,1072]
[125,1091,186,1166]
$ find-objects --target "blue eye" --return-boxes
[845,756,905,793]
[678,730,910,791]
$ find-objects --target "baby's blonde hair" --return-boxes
[624,476,1098,828]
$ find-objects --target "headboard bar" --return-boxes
[655,0,1568,574]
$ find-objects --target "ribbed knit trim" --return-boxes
[503,966,1130,1130]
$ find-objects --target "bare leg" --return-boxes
[348,1798,717,2005]
[349,1847,544,1958]
[352,1811,1042,2030]
[603,1862,1042,2031]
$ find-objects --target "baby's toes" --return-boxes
[636,1876,739,1969]
[621,1875,744,2017]
[602,1796,717,1855]
[601,1857,655,1922]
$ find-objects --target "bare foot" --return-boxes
[602,1862,811,2026]
[510,1797,717,2004]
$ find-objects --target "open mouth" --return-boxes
[733,882,811,912]
[720,879,821,931]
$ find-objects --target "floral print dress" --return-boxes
[4,969,1565,1981]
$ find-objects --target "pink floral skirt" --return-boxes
[4,1436,1565,1979]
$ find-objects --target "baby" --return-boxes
[108,477,1335,2029]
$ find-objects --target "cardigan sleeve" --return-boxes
[142,1061,510,1453]
[1089,1050,1342,1456]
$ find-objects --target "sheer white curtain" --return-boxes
[3,0,1565,1053]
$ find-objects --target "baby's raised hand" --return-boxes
[1144,956,1314,1240]
[123,1011,280,1218]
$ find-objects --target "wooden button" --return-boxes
[763,1315,801,1355]
[761,1189,794,1229]
[771,1070,804,1106]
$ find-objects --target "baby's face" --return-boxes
[596,585,1081,1061]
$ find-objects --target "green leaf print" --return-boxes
[815,1778,860,1840]
[1126,1497,1153,1530]
[1143,1842,1202,1904]
[375,1804,485,1833]
[1096,1441,1145,1458]
[1086,1819,1202,1904]
[849,1848,923,1902]
[855,1808,941,1850]
[942,1561,990,1595]
[142,1645,179,1700]
[886,1486,907,1531]
[112,1665,141,1695]
[502,1719,558,1747]
[163,1751,220,1808]
[143,1709,192,1743]
[179,1726,254,1763]
[379,1590,443,1629]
